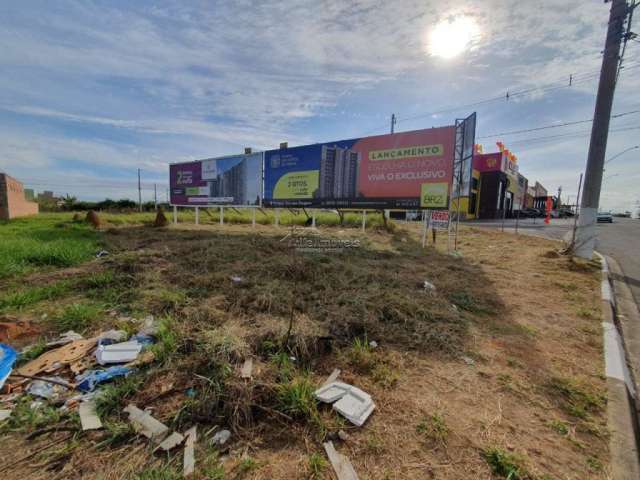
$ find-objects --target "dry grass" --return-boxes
[0,217,608,479]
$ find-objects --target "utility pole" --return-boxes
[137,168,142,212]
[574,0,629,258]
[154,183,158,211]
[390,114,396,134]
[556,186,562,208]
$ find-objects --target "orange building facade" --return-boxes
[0,173,39,220]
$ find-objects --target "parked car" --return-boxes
[519,208,541,218]
[597,211,613,223]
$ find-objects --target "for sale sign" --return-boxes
[430,210,450,230]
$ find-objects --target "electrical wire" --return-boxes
[476,108,640,139]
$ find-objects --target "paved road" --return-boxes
[468,217,640,303]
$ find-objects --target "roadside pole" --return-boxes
[574,0,629,258]
[154,183,157,211]
[137,168,142,213]
[570,173,584,249]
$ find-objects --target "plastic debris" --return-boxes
[95,341,142,365]
[79,401,102,430]
[97,330,128,344]
[76,366,133,392]
[96,250,109,258]
[323,441,358,480]
[137,315,159,337]
[26,376,69,400]
[46,330,84,347]
[423,281,436,292]
[368,340,378,349]
[124,404,169,442]
[230,275,243,283]
[130,334,155,348]
[157,431,185,451]
[211,429,231,446]
[461,356,475,366]
[0,343,17,390]
[183,426,197,477]
[315,381,375,427]
[0,409,11,422]
[240,359,253,379]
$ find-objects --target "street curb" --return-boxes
[595,252,640,479]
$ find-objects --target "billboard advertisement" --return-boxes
[170,153,263,206]
[263,127,456,209]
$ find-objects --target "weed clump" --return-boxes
[416,413,449,445]
[482,447,530,479]
[546,376,605,419]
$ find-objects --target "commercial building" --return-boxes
[0,173,39,220]
[462,147,533,219]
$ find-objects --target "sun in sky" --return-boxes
[428,15,480,59]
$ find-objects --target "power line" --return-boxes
[477,108,640,139]
[359,60,640,136]
[505,124,640,148]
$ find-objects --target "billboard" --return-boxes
[452,112,476,199]
[170,153,263,206]
[263,127,456,209]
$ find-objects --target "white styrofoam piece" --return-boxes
[315,381,352,403]
[315,381,375,426]
[96,341,142,365]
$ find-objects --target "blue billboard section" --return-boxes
[264,139,357,207]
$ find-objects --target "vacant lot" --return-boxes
[0,212,607,479]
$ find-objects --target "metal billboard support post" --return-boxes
[219,206,224,225]
[311,211,316,229]
[173,206,177,224]
[421,211,428,248]
[195,206,199,225]
[252,207,256,228]
[275,208,280,228]
[361,210,366,232]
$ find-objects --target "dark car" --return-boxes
[518,208,540,218]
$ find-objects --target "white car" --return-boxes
[597,212,613,223]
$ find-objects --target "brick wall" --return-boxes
[0,173,39,220]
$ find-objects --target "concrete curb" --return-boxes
[595,252,640,479]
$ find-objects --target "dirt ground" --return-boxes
[0,219,607,480]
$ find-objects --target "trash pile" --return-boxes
[0,315,159,431]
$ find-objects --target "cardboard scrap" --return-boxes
[240,358,253,379]
[124,404,169,443]
[323,441,358,480]
[79,401,102,430]
[18,339,96,377]
[183,426,197,477]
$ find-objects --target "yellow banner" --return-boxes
[369,144,443,161]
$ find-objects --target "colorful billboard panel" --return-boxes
[263,127,456,209]
[170,153,263,206]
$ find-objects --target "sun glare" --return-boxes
[429,16,479,59]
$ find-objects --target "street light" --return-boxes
[605,145,640,165]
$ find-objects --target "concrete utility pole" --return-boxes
[390,114,396,134]
[574,0,629,258]
[137,168,142,212]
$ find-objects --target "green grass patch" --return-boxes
[50,302,104,333]
[0,280,74,311]
[307,452,328,479]
[0,213,101,279]
[276,374,319,421]
[95,374,145,418]
[0,395,64,433]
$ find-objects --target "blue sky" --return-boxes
[0,1,638,211]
